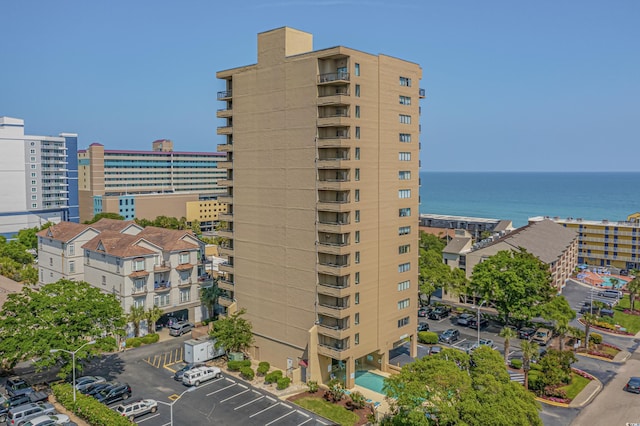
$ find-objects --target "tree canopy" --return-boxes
[0,279,125,372]
[84,212,125,224]
[209,308,254,354]
[382,347,541,425]
[469,249,555,324]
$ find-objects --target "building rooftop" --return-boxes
[420,213,503,224]
[529,215,640,227]
[37,221,92,243]
[443,237,473,254]
[82,226,199,258]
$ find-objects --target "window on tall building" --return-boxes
[398,263,410,273]
[31,195,37,201]
[68,243,75,256]
[355,189,360,202]
[355,127,360,139]
[355,210,360,222]
[399,226,411,235]
[355,63,360,76]
[355,313,360,325]
[133,258,145,271]
[399,114,411,124]
[68,261,75,274]
[355,84,361,97]
[134,298,145,309]
[355,105,360,118]
[355,147,360,160]
[400,76,412,86]
[180,288,191,303]
[399,244,410,254]
[399,171,411,180]
[397,299,410,310]
[355,272,360,284]
[398,189,411,199]
[399,133,411,142]
[355,292,360,304]
[355,231,360,243]
[355,333,360,345]
[399,152,411,161]
[399,208,411,217]
[355,252,360,264]
[398,317,410,327]
[179,252,190,264]
[355,169,360,181]
[399,95,411,105]
[398,280,410,291]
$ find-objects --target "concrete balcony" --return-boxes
[317,324,350,340]
[317,342,350,360]
[317,222,352,234]
[217,143,233,152]
[317,115,350,128]
[317,180,353,191]
[218,178,233,187]
[317,158,351,169]
[217,108,232,118]
[218,279,234,292]
[218,295,234,307]
[217,195,233,204]
[317,303,351,319]
[217,126,233,136]
[219,261,234,274]
[218,243,234,257]
[317,137,350,148]
[317,242,350,256]
[217,90,232,100]
[317,283,350,298]
[317,93,350,106]
[316,200,350,213]
[217,161,233,169]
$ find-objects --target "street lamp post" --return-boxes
[50,340,96,403]
[156,387,196,426]
[476,300,487,347]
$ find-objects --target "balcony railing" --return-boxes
[318,72,350,83]
[154,282,171,291]
[217,90,232,99]
[132,286,147,295]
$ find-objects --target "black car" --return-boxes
[600,308,615,318]
[438,329,460,344]
[5,377,33,398]
[518,327,536,340]
[173,363,205,381]
[468,317,488,330]
[428,306,452,320]
[625,377,640,393]
[82,382,115,396]
[417,323,430,332]
[94,383,132,404]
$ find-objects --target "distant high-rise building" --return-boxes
[0,117,78,237]
[78,142,227,229]
[215,27,424,387]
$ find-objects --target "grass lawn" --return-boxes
[559,373,591,400]
[294,397,360,426]
[598,345,621,357]
[612,297,640,334]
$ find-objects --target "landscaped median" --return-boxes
[52,382,131,426]
[534,369,596,407]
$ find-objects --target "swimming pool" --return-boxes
[600,276,631,289]
[355,371,386,394]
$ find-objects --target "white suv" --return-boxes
[182,366,222,387]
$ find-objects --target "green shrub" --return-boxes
[307,380,319,393]
[53,383,131,426]
[126,337,142,348]
[589,332,603,344]
[265,370,283,384]
[141,335,154,344]
[418,331,438,344]
[530,363,543,372]
[528,370,544,393]
[510,358,523,369]
[350,391,366,409]
[227,360,251,371]
[95,336,117,352]
[240,367,255,380]
[257,361,270,376]
[276,376,291,390]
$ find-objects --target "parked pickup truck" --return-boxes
[114,399,158,421]
[182,366,222,387]
[0,391,49,423]
[4,377,33,398]
[532,328,553,346]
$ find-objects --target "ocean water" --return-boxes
[419,172,640,228]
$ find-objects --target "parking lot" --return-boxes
[84,345,332,426]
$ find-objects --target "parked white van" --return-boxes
[182,366,222,387]
[598,289,623,299]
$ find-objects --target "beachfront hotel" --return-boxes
[0,116,79,238]
[78,140,227,230]
[215,27,424,387]
[530,214,640,271]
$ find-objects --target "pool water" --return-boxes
[355,371,386,394]
[600,276,631,289]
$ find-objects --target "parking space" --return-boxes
[84,351,332,426]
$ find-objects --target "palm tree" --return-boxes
[582,312,598,349]
[499,326,517,364]
[201,280,222,320]
[556,317,570,351]
[128,305,146,337]
[568,326,585,352]
[145,306,164,333]
[627,276,640,314]
[520,340,539,390]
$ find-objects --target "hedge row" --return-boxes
[418,331,438,344]
[52,383,131,426]
[126,333,159,348]
[227,359,252,371]
[265,370,283,384]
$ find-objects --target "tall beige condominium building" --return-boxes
[216,27,423,388]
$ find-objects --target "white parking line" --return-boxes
[265,410,295,425]
[297,418,313,425]
[137,413,161,423]
[220,388,250,403]
[249,402,281,418]
[234,395,265,410]
[207,383,237,396]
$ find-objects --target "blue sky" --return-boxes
[2,0,638,172]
